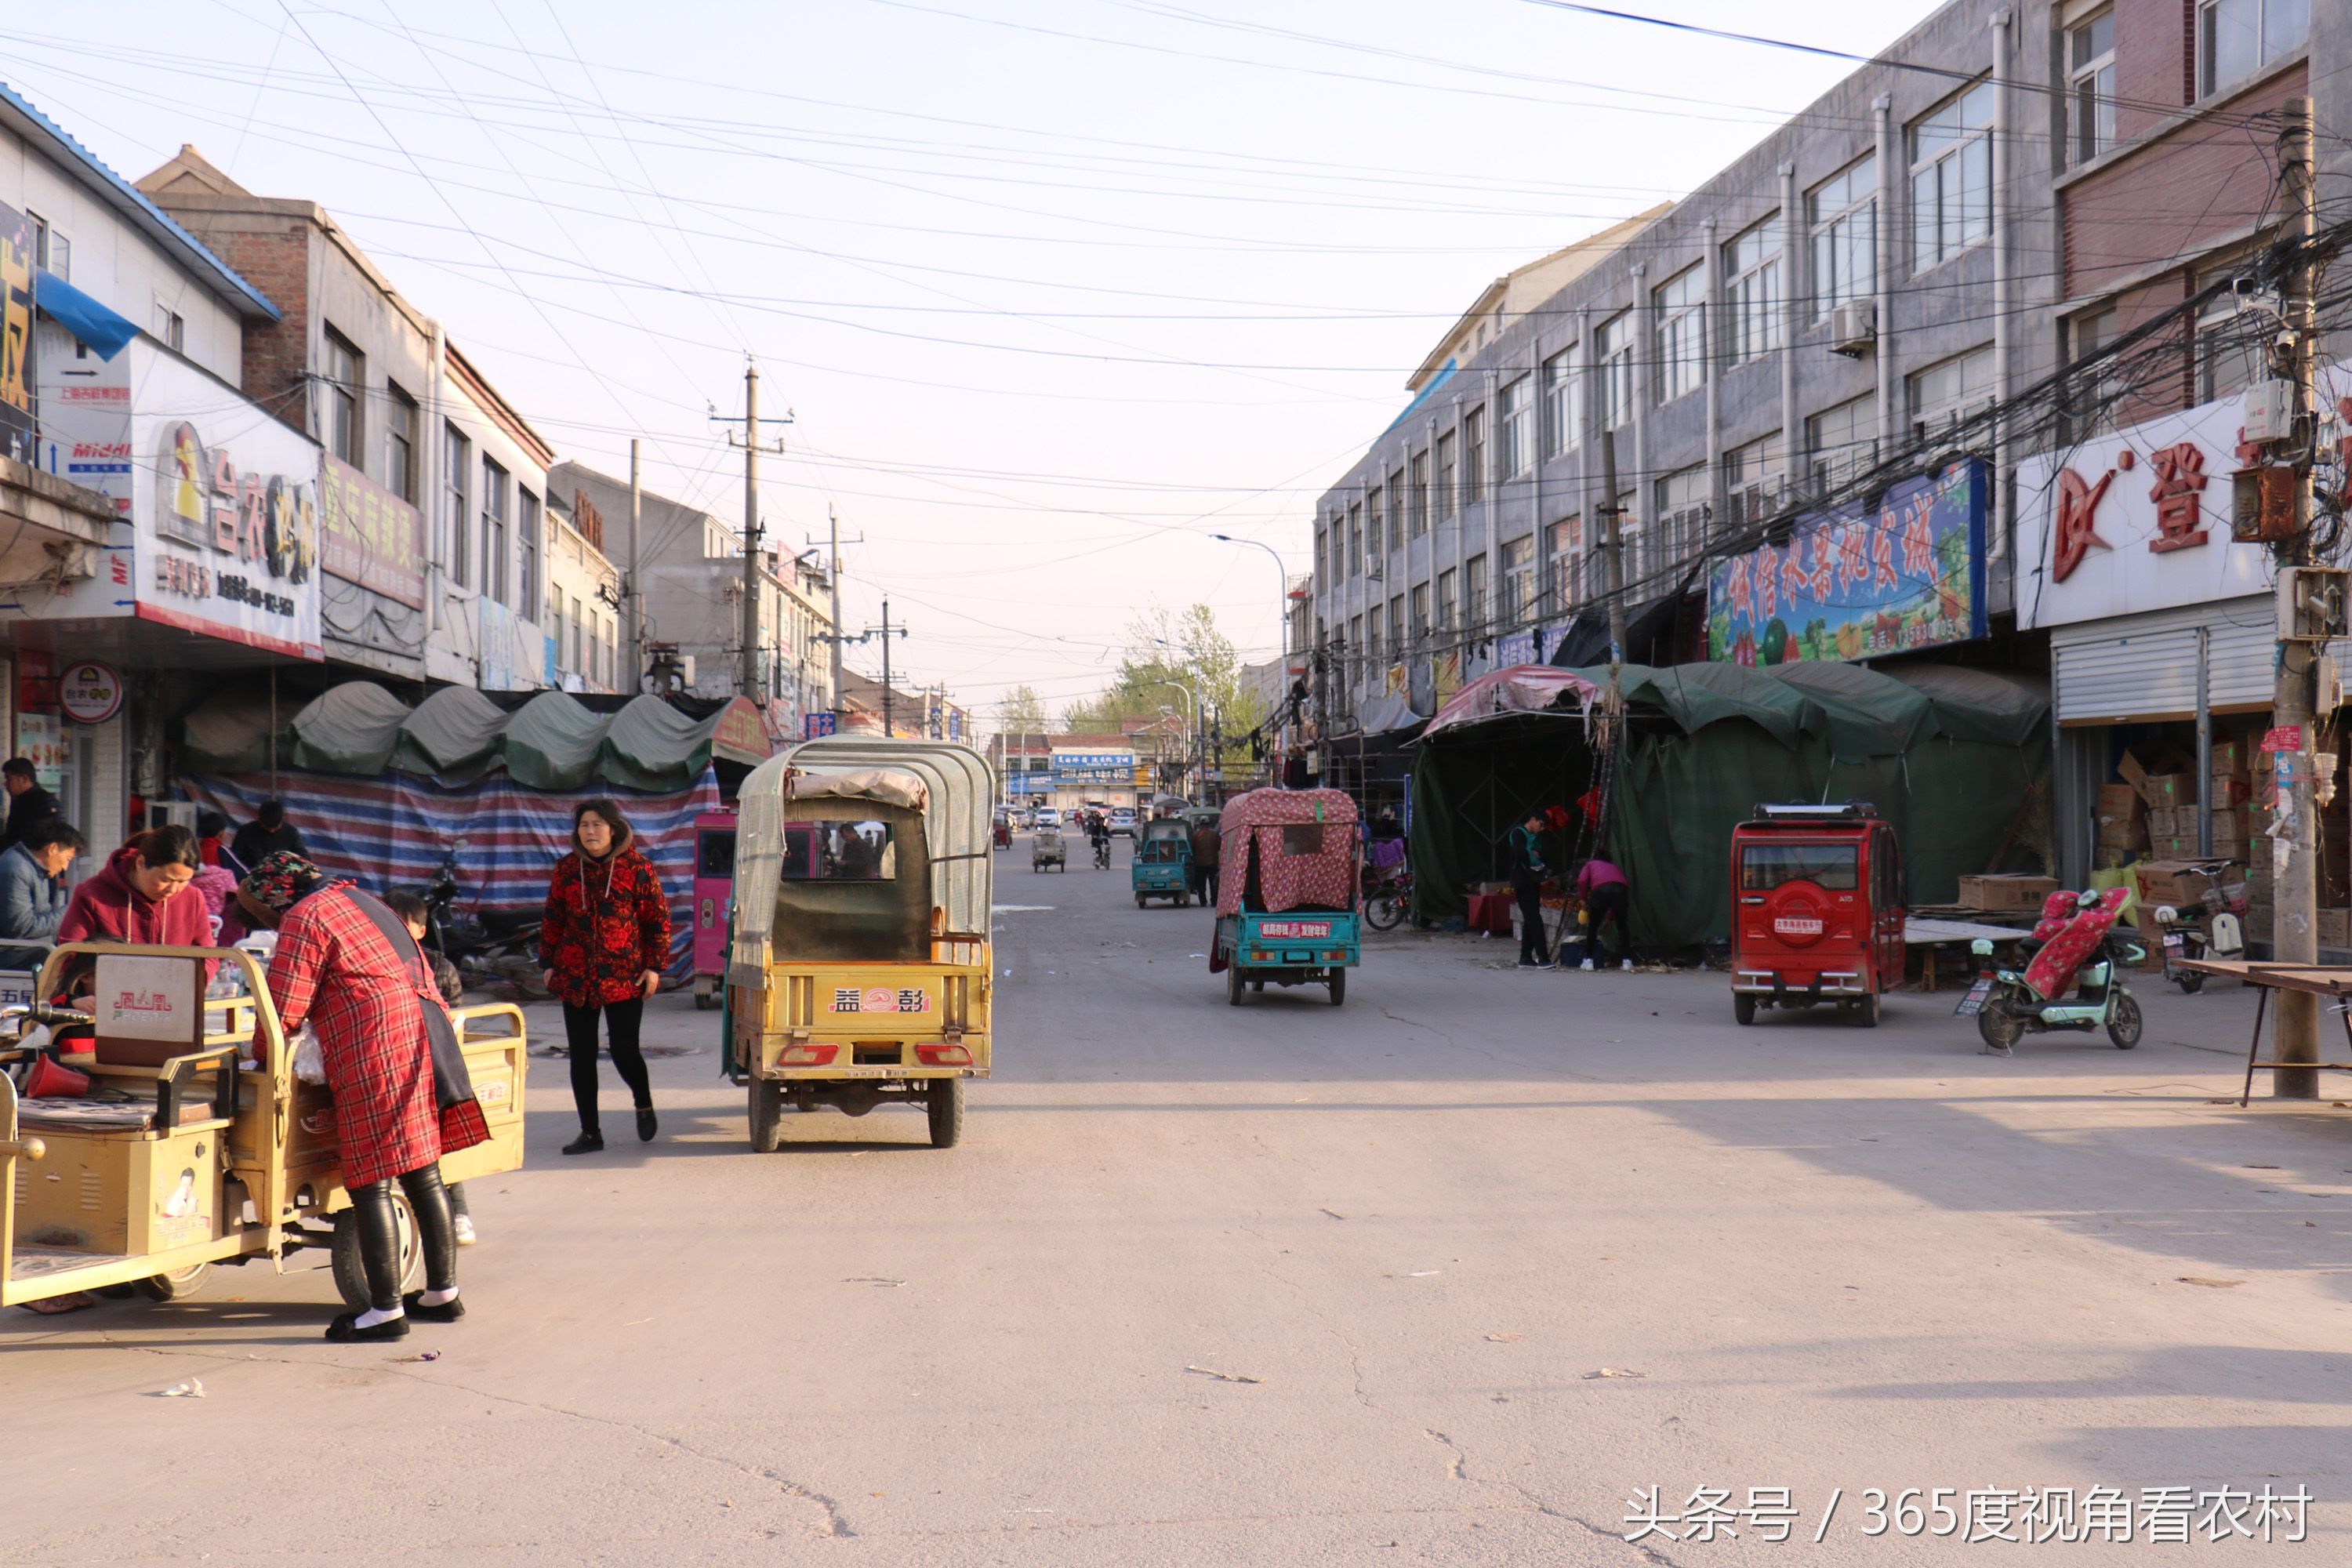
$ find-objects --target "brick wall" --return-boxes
[177,220,311,438]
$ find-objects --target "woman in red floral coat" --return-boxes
[542,800,672,1156]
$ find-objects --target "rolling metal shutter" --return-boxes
[2049,597,2274,725]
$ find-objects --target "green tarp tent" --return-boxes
[178,681,775,793]
[1407,662,2051,951]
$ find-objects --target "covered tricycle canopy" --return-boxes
[1217,788,1359,916]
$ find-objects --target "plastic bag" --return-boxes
[291,1024,328,1086]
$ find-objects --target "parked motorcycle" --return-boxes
[1364,866,1412,931]
[1958,889,2144,1054]
[2151,902,2244,994]
[400,839,546,1002]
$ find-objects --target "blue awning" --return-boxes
[34,271,139,361]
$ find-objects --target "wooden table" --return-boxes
[2175,960,2352,1105]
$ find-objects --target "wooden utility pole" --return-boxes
[2271,98,2321,1098]
[724,361,786,703]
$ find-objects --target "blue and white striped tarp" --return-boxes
[182,769,724,977]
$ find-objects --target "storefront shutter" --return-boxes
[2049,597,2273,724]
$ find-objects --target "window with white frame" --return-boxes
[1806,393,1878,496]
[324,327,363,467]
[152,299,185,351]
[1722,434,1784,527]
[1367,613,1382,669]
[1653,463,1709,579]
[1541,348,1580,457]
[519,488,542,612]
[1463,408,1486,506]
[1386,467,1405,547]
[1314,525,1329,584]
[29,212,69,281]
[2067,306,2120,438]
[1388,595,1405,655]
[2067,9,2116,165]
[1654,266,1706,404]
[2199,0,2307,97]
[1408,451,1429,537]
[1366,486,1384,563]
[1552,518,1584,608]
[1597,312,1635,429]
[1465,553,1488,630]
[1908,345,1995,444]
[481,456,510,604]
[1436,568,1457,632]
[1724,220,1782,363]
[387,383,419,504]
[2197,266,2267,401]
[1436,430,1457,517]
[1911,81,1994,273]
[1347,502,1363,581]
[1410,583,1430,647]
[444,423,470,586]
[1498,375,1532,478]
[1809,156,1877,316]
[1501,535,1535,625]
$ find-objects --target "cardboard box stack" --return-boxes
[2095,782,2146,863]
[1955,874,2060,913]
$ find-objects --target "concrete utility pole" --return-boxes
[826,506,846,715]
[724,361,787,703]
[1600,427,1627,702]
[626,438,643,693]
[880,599,897,736]
[2271,98,2321,1099]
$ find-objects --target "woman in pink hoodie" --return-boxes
[55,824,213,952]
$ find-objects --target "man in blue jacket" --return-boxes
[0,818,86,969]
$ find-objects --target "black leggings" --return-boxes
[1513,875,1549,964]
[565,997,650,1134]
[350,1164,456,1312]
[1582,882,1630,964]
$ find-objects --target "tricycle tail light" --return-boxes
[780,1043,838,1067]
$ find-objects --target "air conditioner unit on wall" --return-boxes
[1828,300,1877,358]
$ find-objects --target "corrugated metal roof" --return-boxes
[0,80,281,321]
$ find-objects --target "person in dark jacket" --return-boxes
[230,800,306,869]
[1508,810,1552,968]
[0,818,85,968]
[0,759,61,855]
[540,800,672,1156]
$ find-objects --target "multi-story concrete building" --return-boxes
[1308,0,2066,739]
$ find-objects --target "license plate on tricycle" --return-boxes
[1954,975,1993,1016]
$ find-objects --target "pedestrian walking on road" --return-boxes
[542,800,672,1156]
[1574,855,1632,971]
[1508,810,1552,968]
[1188,814,1221,907]
[239,852,486,1342]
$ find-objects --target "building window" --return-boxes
[1501,535,1534,625]
[1541,349,1580,457]
[1724,219,1782,364]
[1387,467,1406,543]
[444,424,470,586]
[519,488,542,612]
[1597,311,1635,429]
[1552,517,1584,609]
[2199,0,2307,97]
[1436,430,1458,517]
[1722,434,1784,528]
[387,383,418,503]
[1463,408,1486,506]
[1911,81,1994,273]
[481,456,509,605]
[1809,155,1877,316]
[1388,595,1404,656]
[1498,375,1532,479]
[151,300,185,351]
[1366,614,1382,669]
[324,327,362,467]
[1908,345,1995,443]
[29,213,68,281]
[2067,9,2116,165]
[1347,502,1363,580]
[1465,553,1488,630]
[1806,393,1877,496]
[2066,307,2119,438]
[1610,490,1641,595]
[1436,568,1457,633]
[1653,265,1706,404]
[572,595,586,674]
[1367,486,1384,561]
[1410,583,1430,648]
[1653,463,1709,580]
[1408,451,1430,538]
[1315,525,1329,586]
[2197,267,2265,401]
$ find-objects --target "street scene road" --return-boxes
[11,843,2347,1565]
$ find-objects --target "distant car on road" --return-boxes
[1035,807,1062,829]
[1109,808,1139,837]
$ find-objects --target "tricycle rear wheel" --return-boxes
[749,1079,785,1152]
[1733,993,1757,1026]
[330,1195,423,1312]
[1853,991,1881,1029]
[1327,968,1345,1006]
[1226,960,1245,1006]
[136,1262,210,1302]
[927,1078,965,1148]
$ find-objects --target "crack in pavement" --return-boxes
[106,1343,855,1538]
[1428,1421,1686,1566]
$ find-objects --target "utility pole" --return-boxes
[626,438,643,693]
[2270,98,2321,1098]
[880,599,896,735]
[1600,427,1627,702]
[724,361,787,703]
[826,507,846,717]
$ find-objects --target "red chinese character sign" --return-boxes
[2017,389,2276,629]
[1708,461,1986,665]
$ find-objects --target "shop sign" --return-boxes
[319,453,426,608]
[1708,461,1987,664]
[14,713,62,790]
[57,659,124,724]
[804,710,837,739]
[2009,375,2352,628]
[1054,749,1134,782]
[0,201,31,461]
[16,339,323,659]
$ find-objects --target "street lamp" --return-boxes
[1147,642,1206,799]
[1210,533,1292,773]
[1145,681,1196,801]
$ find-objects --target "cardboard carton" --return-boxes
[1955,874,2059,912]
[2145,773,2198,809]
[2147,807,2179,837]
[2209,739,2248,777]
[2321,909,2350,949]
[2135,860,2227,909]
[2209,775,2252,808]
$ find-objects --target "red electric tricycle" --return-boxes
[1729,801,1906,1028]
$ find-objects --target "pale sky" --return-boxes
[10,0,1940,720]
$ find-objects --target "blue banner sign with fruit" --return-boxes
[1708,460,1986,666]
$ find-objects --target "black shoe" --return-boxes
[562,1130,604,1156]
[326,1312,409,1343]
[402,1291,466,1323]
[636,1106,658,1142]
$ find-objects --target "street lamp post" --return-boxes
[1146,644,1205,800]
[1146,683,1196,800]
[1210,533,1291,779]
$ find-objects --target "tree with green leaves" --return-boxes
[1062,604,1266,781]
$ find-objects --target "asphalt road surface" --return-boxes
[9,845,2350,1564]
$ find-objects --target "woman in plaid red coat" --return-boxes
[541,800,672,1156]
[242,852,483,1342]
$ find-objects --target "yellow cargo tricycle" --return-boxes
[728,738,993,1151]
[0,942,526,1314]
